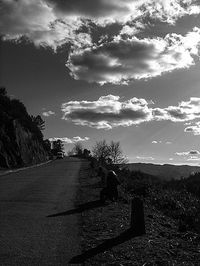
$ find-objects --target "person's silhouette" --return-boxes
[100,170,120,202]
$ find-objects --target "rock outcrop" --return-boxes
[0,88,48,169]
[0,119,48,168]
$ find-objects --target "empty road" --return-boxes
[0,157,86,265]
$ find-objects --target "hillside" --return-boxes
[126,163,200,180]
[75,162,200,265]
[0,88,48,168]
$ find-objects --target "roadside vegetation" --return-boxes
[73,140,200,264]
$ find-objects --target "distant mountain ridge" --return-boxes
[126,163,200,180]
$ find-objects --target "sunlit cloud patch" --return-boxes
[49,136,89,144]
[42,110,55,117]
[62,95,200,130]
[175,150,200,161]
[1,0,200,80]
[67,28,200,84]
[62,95,153,129]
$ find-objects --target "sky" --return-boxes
[1,0,200,165]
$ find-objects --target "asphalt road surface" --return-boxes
[0,157,85,265]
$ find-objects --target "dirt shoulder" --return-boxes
[75,162,200,265]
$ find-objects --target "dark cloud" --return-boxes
[46,0,131,18]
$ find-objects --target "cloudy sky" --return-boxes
[1,0,200,165]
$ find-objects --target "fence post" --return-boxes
[130,197,145,235]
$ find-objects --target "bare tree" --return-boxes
[109,141,128,164]
[92,140,110,163]
[92,140,128,165]
[73,142,83,156]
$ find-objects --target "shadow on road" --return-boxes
[69,228,144,264]
[47,200,107,217]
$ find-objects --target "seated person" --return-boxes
[100,170,120,202]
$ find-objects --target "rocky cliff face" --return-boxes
[0,119,47,168]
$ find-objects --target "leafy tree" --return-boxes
[0,87,7,96]
[83,148,90,158]
[51,139,64,155]
[43,139,51,154]
[31,115,45,131]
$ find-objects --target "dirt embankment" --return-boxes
[75,163,200,265]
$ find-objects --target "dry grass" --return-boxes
[76,161,200,265]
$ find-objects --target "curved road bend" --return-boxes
[0,157,86,265]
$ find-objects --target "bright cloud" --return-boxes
[152,140,172,144]
[67,28,200,84]
[1,0,200,49]
[42,110,55,117]
[176,150,200,156]
[49,136,89,144]
[1,0,200,82]
[184,122,200,135]
[62,95,200,130]
[154,97,200,122]
[139,0,200,25]
[62,95,152,129]
[0,0,91,50]
[136,156,155,160]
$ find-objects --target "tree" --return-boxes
[92,140,110,164]
[109,141,128,164]
[73,142,83,156]
[83,149,90,158]
[51,139,64,155]
[31,115,45,131]
[43,139,51,154]
[92,140,128,165]
[0,87,7,96]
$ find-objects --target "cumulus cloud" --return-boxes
[1,0,200,49]
[1,0,200,83]
[67,28,200,84]
[49,136,89,144]
[176,150,200,156]
[62,95,152,129]
[154,97,200,122]
[136,156,155,160]
[138,0,200,25]
[42,110,55,117]
[61,95,200,130]
[0,0,92,50]
[187,156,200,161]
[184,122,200,135]
[152,140,162,144]
[152,140,172,144]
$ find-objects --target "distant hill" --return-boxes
[126,163,200,180]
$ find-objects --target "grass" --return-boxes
[76,161,200,265]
